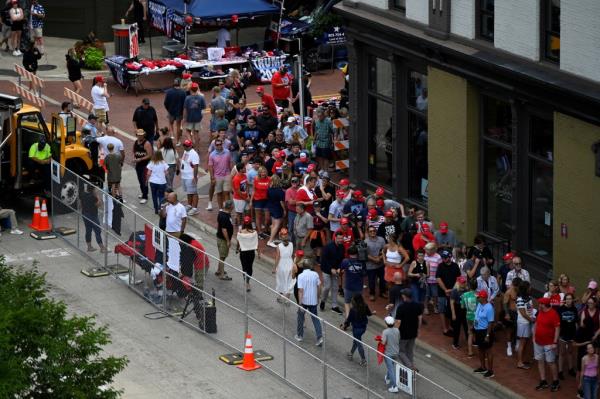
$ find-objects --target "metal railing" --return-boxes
[48,162,470,399]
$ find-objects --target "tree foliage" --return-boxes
[0,257,128,398]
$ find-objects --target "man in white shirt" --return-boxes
[216,27,230,48]
[505,256,530,289]
[161,192,187,238]
[179,139,200,215]
[95,127,124,160]
[295,259,323,346]
[91,75,110,125]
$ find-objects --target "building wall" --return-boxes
[427,67,479,242]
[354,0,388,9]
[451,0,476,40]
[494,0,540,61]
[553,113,600,291]
[561,0,600,82]
[406,0,429,25]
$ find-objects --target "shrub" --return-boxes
[83,47,105,70]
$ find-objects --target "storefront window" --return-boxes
[367,56,393,186]
[529,116,553,259]
[407,70,428,203]
[483,142,513,238]
[483,96,512,143]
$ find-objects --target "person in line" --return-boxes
[503,275,520,357]
[383,233,409,289]
[163,78,187,146]
[0,205,23,235]
[558,292,578,380]
[274,228,294,302]
[382,315,401,393]
[250,166,270,238]
[424,242,442,315]
[579,343,599,399]
[407,250,428,310]
[295,258,323,347]
[215,200,234,281]
[236,216,260,292]
[319,231,344,314]
[104,143,122,199]
[180,139,200,215]
[80,183,107,253]
[145,151,169,214]
[160,137,178,191]
[394,288,422,370]
[133,129,152,204]
[231,162,249,227]
[436,249,461,337]
[8,0,23,56]
[342,293,373,367]
[29,0,45,53]
[207,138,232,211]
[460,278,478,357]
[182,83,206,148]
[266,174,286,247]
[293,203,314,259]
[515,280,534,370]
[534,297,561,392]
[66,48,85,94]
[340,246,366,318]
[473,289,495,378]
[365,225,386,301]
[449,275,468,349]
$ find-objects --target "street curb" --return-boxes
[185,214,524,399]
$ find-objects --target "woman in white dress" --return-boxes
[274,228,294,302]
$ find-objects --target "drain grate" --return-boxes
[38,64,57,71]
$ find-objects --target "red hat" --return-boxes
[340,178,350,187]
[340,217,349,225]
[256,86,264,93]
[376,198,385,208]
[307,163,316,172]
[191,82,199,90]
[183,139,193,147]
[353,190,363,198]
[375,187,385,196]
[439,221,449,233]
[457,276,467,284]
[476,290,488,299]
[182,72,192,79]
[368,209,378,219]
[95,75,104,83]
[278,151,287,159]
[538,297,551,306]
[295,249,304,257]
[299,152,308,160]
[502,252,515,261]
[384,210,393,217]
[243,215,252,224]
[336,190,345,198]
[422,224,431,232]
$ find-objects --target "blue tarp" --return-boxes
[159,0,279,20]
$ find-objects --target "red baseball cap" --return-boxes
[368,209,378,219]
[182,72,192,79]
[295,249,304,257]
[256,86,264,93]
[376,198,385,208]
[307,163,316,172]
[502,252,515,261]
[191,82,199,90]
[439,221,449,233]
[183,139,193,147]
[476,290,488,299]
[457,276,467,284]
[336,190,345,198]
[353,190,363,198]
[278,151,287,159]
[340,178,350,186]
[384,210,393,217]
[340,217,349,225]
[243,215,252,224]
[375,187,385,196]
[299,152,308,160]
[422,224,431,232]
[95,75,104,83]
[538,297,551,306]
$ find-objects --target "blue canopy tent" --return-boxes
[158,0,279,20]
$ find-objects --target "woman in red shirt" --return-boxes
[251,166,271,237]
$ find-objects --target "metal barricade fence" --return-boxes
[49,163,466,399]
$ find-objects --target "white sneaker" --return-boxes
[10,229,24,235]
[294,334,303,342]
[138,194,143,199]
[388,386,399,393]
[267,241,277,248]
[185,204,192,211]
[384,375,390,385]
[506,343,513,357]
[315,337,323,347]
[139,198,147,204]
[12,50,19,56]
[205,202,213,211]
[188,208,198,216]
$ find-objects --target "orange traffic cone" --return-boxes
[237,334,261,371]
[28,197,41,230]
[34,199,52,232]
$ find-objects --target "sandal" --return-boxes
[219,275,232,281]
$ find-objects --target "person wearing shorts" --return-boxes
[215,200,234,280]
[164,78,186,145]
[91,76,110,125]
[231,163,249,226]
[207,139,232,211]
[515,281,534,369]
[182,83,205,148]
[473,290,495,378]
[533,297,561,392]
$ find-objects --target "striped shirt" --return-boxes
[297,269,321,306]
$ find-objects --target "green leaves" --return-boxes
[83,47,105,71]
[0,257,128,398]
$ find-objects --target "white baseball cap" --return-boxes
[384,316,395,326]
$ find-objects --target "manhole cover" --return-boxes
[38,64,57,71]
[0,68,18,77]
